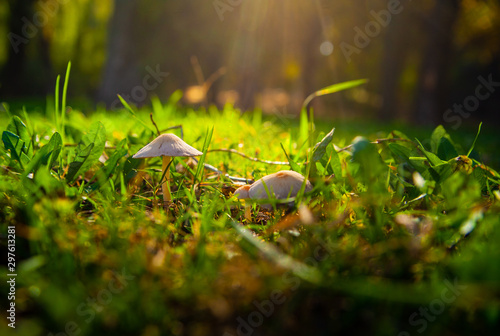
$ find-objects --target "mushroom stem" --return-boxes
[162,156,172,203]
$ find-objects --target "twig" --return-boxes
[191,159,252,183]
[160,125,183,139]
[149,159,252,184]
[207,148,289,165]
[150,113,161,136]
[64,144,116,149]
[204,67,226,91]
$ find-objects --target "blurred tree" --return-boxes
[449,0,500,125]
[413,0,461,125]
[0,0,499,126]
[379,7,414,121]
[97,0,141,107]
[1,0,42,96]
[0,0,112,100]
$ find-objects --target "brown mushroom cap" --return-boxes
[132,133,203,159]
[234,185,251,199]
[235,170,312,201]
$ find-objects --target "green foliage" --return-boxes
[7,116,32,156]
[90,139,128,192]
[2,131,29,169]
[65,121,106,183]
[311,127,335,164]
[23,132,62,177]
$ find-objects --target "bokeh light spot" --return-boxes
[320,41,334,56]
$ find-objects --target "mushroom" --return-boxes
[132,133,203,203]
[234,170,313,209]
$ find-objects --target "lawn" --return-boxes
[1,78,500,336]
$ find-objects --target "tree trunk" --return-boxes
[413,0,460,125]
[380,12,412,121]
[1,0,37,97]
[97,0,141,108]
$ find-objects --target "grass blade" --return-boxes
[65,143,95,183]
[22,132,62,178]
[65,122,106,182]
[230,219,321,284]
[193,127,214,186]
[54,75,60,132]
[2,131,25,169]
[467,122,482,157]
[312,127,335,163]
[117,95,155,134]
[61,61,71,142]
[302,79,368,111]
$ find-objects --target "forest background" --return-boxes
[2,0,499,128]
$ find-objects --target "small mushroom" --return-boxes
[234,170,313,208]
[132,133,203,204]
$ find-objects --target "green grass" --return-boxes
[1,86,500,336]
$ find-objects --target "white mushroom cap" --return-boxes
[235,170,312,202]
[132,133,203,159]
